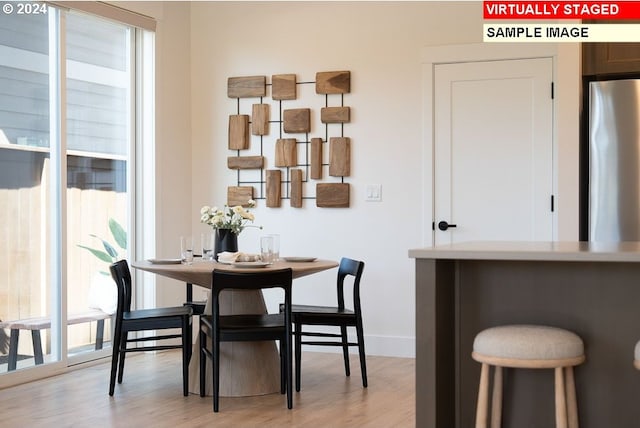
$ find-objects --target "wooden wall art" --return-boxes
[228,76,267,98]
[228,186,254,207]
[228,115,249,150]
[316,183,350,208]
[225,70,352,208]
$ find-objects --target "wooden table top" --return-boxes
[131,258,339,288]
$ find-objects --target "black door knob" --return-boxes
[438,221,457,231]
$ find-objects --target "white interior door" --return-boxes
[434,58,553,245]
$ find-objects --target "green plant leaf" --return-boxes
[103,240,119,258]
[88,234,118,258]
[78,245,114,263]
[109,218,127,250]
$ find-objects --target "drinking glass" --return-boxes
[268,234,280,261]
[201,232,215,261]
[260,235,274,264]
[181,236,194,265]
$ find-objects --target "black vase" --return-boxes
[214,228,238,260]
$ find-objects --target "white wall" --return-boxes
[120,1,580,358]
[114,1,194,305]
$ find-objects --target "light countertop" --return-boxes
[408,241,640,262]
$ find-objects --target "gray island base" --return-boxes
[409,241,640,428]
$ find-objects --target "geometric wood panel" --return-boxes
[275,138,297,167]
[329,137,350,177]
[228,115,250,150]
[266,170,282,208]
[251,104,270,136]
[290,168,303,208]
[321,107,350,123]
[316,183,349,208]
[227,156,264,170]
[283,108,311,133]
[272,74,297,100]
[228,76,266,98]
[316,71,350,94]
[227,186,254,207]
[310,137,323,180]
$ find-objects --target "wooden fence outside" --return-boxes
[0,156,125,358]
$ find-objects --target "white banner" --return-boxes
[483,23,640,42]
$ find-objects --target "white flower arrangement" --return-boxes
[200,199,261,235]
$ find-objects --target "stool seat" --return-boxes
[634,341,640,370]
[473,324,584,367]
[472,324,584,428]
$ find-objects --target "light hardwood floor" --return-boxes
[0,351,415,427]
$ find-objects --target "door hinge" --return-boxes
[551,82,554,99]
[551,195,555,212]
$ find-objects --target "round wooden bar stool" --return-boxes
[472,324,585,428]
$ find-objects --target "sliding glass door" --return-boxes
[65,11,131,363]
[0,5,147,375]
[0,10,54,372]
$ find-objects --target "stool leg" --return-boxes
[95,319,105,350]
[490,366,502,428]
[32,330,44,365]
[476,363,490,428]
[8,329,19,371]
[565,366,579,428]
[554,367,568,428]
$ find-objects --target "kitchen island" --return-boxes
[409,241,640,428]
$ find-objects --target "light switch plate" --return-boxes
[366,184,382,202]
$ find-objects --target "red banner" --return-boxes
[484,1,640,19]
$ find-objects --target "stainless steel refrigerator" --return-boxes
[588,79,640,241]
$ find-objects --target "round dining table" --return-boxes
[131,258,338,397]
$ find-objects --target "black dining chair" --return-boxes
[285,257,367,391]
[108,260,193,396]
[199,268,293,412]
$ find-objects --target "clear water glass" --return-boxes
[260,235,274,264]
[201,232,214,261]
[181,236,193,265]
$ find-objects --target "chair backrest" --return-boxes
[109,260,133,321]
[336,258,365,312]
[211,268,293,321]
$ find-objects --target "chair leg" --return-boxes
[490,366,502,428]
[286,330,293,409]
[280,338,286,394]
[186,317,192,364]
[340,325,350,377]
[117,332,127,384]
[355,318,368,387]
[182,316,190,396]
[109,323,122,396]
[555,366,568,428]
[213,330,220,412]
[295,321,302,392]
[199,323,207,397]
[476,363,490,428]
[565,366,579,428]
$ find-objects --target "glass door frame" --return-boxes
[1,6,154,386]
